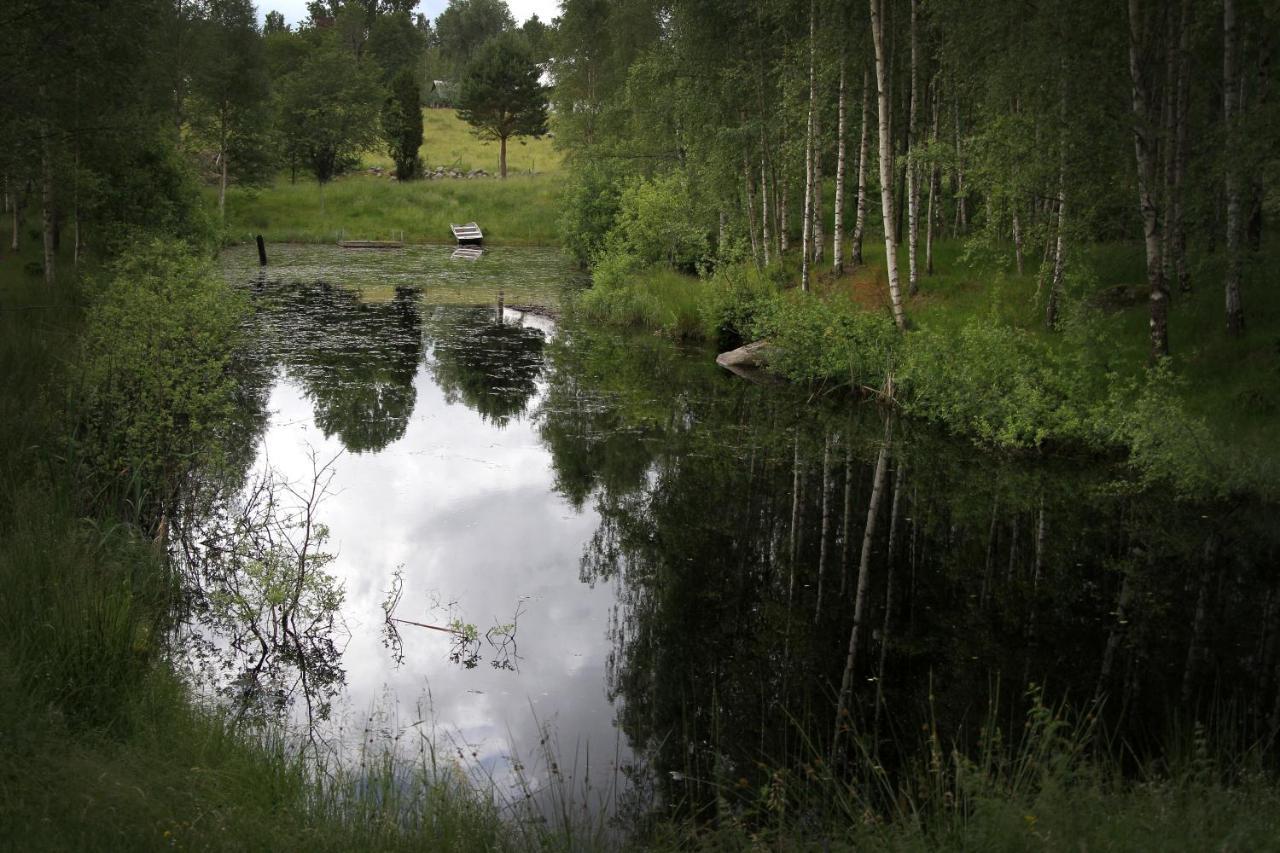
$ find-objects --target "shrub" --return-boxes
[603,173,710,272]
[752,293,901,391]
[74,240,249,511]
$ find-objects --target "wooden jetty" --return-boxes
[451,222,483,245]
[338,239,404,249]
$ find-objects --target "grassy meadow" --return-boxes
[221,109,563,247]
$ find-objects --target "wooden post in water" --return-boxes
[496,289,504,322]
[256,234,267,266]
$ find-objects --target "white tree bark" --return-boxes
[906,0,920,296]
[851,68,871,267]
[870,0,908,329]
[800,0,817,291]
[833,59,848,273]
[761,156,771,265]
[40,97,56,287]
[814,432,834,623]
[832,415,894,759]
[1223,0,1244,335]
[1129,0,1169,357]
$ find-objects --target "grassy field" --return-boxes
[363,107,563,176]
[222,110,563,247]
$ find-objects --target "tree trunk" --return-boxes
[9,193,18,252]
[870,0,909,330]
[801,0,817,292]
[814,432,834,623]
[745,153,761,266]
[926,82,940,276]
[218,124,229,222]
[1012,207,1024,275]
[813,115,825,265]
[761,157,772,265]
[1045,73,1068,329]
[839,443,853,597]
[1128,0,1169,358]
[872,459,906,750]
[832,414,894,760]
[1173,0,1189,295]
[40,106,55,287]
[953,103,967,232]
[1223,0,1245,336]
[499,135,508,179]
[906,0,920,296]
[851,68,871,267]
[833,60,847,274]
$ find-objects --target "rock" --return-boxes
[715,339,774,370]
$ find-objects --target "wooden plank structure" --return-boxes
[338,239,404,249]
[451,246,484,261]
[451,222,483,245]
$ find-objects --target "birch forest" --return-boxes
[554,0,1278,359]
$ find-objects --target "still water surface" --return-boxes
[193,243,1278,825]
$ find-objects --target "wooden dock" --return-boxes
[451,222,483,245]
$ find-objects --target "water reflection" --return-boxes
[189,244,1280,833]
[534,322,1280,818]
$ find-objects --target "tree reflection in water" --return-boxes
[176,451,346,744]
[426,304,547,427]
[535,323,1280,820]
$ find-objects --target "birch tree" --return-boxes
[870,0,909,329]
[1127,0,1170,358]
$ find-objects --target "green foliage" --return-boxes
[75,240,247,507]
[753,291,901,392]
[277,44,384,184]
[558,163,622,266]
[603,173,710,272]
[434,0,514,78]
[896,319,1100,448]
[382,69,424,180]
[699,261,782,348]
[576,254,705,339]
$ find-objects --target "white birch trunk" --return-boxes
[800,0,816,291]
[1223,0,1244,335]
[814,433,834,623]
[832,415,894,759]
[761,157,771,265]
[870,0,909,329]
[1172,0,1191,293]
[906,0,920,296]
[851,68,871,267]
[813,114,824,266]
[833,60,847,273]
[40,101,55,287]
[1128,0,1169,358]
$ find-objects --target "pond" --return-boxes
[186,242,1280,830]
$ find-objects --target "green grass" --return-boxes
[223,173,561,246]
[361,107,563,176]
[221,110,564,248]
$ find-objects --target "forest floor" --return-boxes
[220,109,563,247]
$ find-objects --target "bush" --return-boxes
[897,319,1099,448]
[603,172,710,272]
[752,292,901,392]
[74,240,249,511]
[699,261,782,349]
[558,163,621,266]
